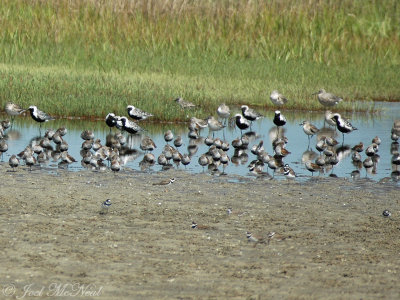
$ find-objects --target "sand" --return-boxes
[0,164,399,299]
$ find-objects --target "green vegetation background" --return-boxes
[0,0,399,121]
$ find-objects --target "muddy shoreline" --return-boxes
[0,165,399,299]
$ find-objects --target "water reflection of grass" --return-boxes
[0,1,398,121]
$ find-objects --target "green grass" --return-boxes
[0,0,399,121]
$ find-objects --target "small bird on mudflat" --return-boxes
[100,199,112,215]
[9,155,19,172]
[300,121,319,145]
[283,164,296,179]
[127,105,153,121]
[153,178,175,185]
[270,90,289,106]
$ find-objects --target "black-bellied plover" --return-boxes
[331,114,357,144]
[120,116,143,134]
[273,110,286,135]
[127,105,153,121]
[5,102,25,125]
[28,106,55,128]
[241,105,263,124]
[234,114,250,136]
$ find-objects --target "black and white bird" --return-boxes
[28,106,55,127]
[153,178,175,185]
[273,110,286,134]
[241,105,263,123]
[105,113,118,132]
[127,105,153,121]
[283,163,296,179]
[234,114,250,136]
[100,199,112,215]
[331,114,357,143]
[120,116,143,134]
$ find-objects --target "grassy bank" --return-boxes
[0,0,399,121]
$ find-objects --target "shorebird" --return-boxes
[190,117,208,132]
[269,90,288,106]
[324,110,337,128]
[382,210,391,218]
[246,232,267,247]
[28,106,55,128]
[127,105,153,121]
[365,143,379,157]
[153,178,175,185]
[283,164,296,179]
[8,155,19,171]
[372,136,381,145]
[105,113,118,132]
[164,130,174,143]
[100,199,111,215]
[140,136,157,152]
[206,116,225,137]
[182,154,191,167]
[80,130,94,141]
[61,151,77,165]
[173,136,183,148]
[305,160,321,176]
[273,110,286,134]
[0,139,8,161]
[300,121,320,147]
[217,103,230,124]
[392,153,400,170]
[111,158,121,173]
[352,142,364,152]
[234,114,250,136]
[120,116,143,134]
[5,102,25,125]
[313,89,343,107]
[331,114,357,144]
[241,105,263,125]
[175,97,196,109]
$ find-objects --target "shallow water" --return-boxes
[1,102,399,182]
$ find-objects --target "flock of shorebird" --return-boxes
[1,90,400,181]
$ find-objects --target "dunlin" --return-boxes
[164,130,174,143]
[9,155,19,172]
[140,136,157,152]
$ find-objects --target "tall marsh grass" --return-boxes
[0,0,399,120]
